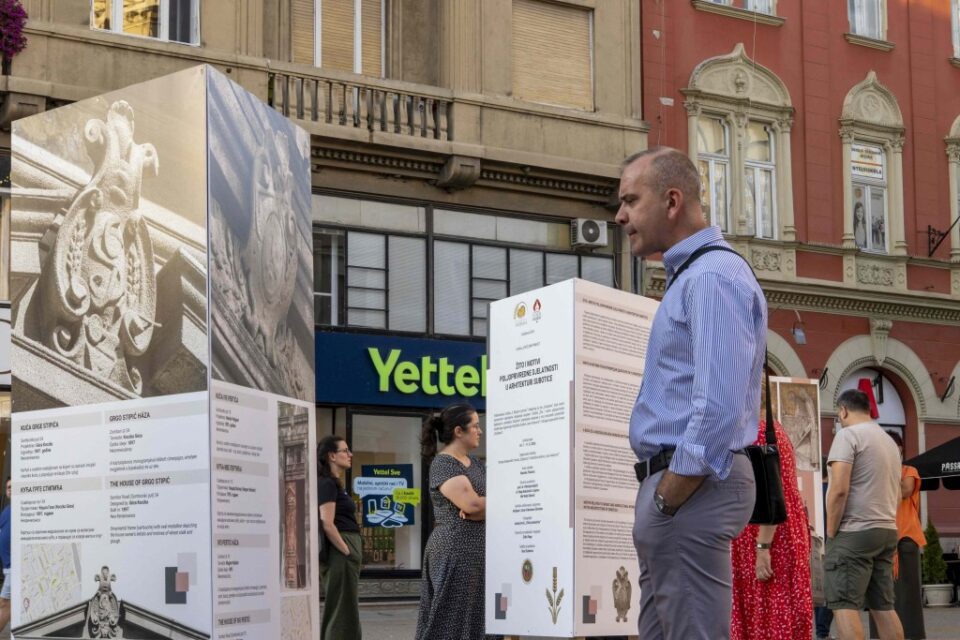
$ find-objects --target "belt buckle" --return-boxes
[634,459,651,483]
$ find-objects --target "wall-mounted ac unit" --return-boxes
[570,218,608,248]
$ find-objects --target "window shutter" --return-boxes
[291,0,315,66]
[361,0,383,76]
[512,0,593,110]
[322,0,356,72]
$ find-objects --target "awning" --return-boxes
[904,436,960,491]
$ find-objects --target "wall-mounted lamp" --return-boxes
[940,376,955,403]
[872,371,884,405]
[791,310,807,346]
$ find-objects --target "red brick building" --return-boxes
[640,0,960,539]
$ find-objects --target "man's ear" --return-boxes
[664,187,685,221]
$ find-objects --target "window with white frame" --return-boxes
[745,0,775,14]
[744,122,777,239]
[848,0,884,40]
[697,117,731,233]
[91,0,199,44]
[291,0,384,76]
[953,0,960,58]
[850,142,887,253]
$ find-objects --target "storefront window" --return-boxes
[350,413,423,571]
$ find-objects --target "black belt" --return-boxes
[634,448,748,482]
[634,448,675,482]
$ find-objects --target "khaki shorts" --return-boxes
[824,528,898,611]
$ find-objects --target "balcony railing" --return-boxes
[269,72,453,141]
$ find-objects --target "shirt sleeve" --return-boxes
[430,456,463,490]
[317,477,338,506]
[669,272,763,478]
[827,430,855,465]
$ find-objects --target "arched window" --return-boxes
[683,44,794,241]
[839,71,905,255]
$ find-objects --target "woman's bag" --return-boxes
[746,356,787,525]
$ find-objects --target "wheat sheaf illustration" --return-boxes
[545,566,564,624]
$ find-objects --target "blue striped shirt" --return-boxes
[629,226,767,480]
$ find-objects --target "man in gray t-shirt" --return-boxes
[825,389,904,640]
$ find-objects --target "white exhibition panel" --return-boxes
[486,279,657,638]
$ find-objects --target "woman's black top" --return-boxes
[317,476,360,533]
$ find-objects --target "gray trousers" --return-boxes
[633,454,755,640]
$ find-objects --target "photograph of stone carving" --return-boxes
[278,401,310,591]
[10,67,209,411]
[207,69,314,402]
[12,565,210,639]
[776,381,821,472]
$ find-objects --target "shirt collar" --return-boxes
[662,226,725,280]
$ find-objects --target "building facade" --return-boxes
[1,0,646,597]
[641,0,960,541]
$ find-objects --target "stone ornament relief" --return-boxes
[210,134,306,400]
[751,249,782,272]
[687,43,791,108]
[857,262,895,286]
[41,101,158,395]
[841,71,904,130]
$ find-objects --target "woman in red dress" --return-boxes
[731,419,813,640]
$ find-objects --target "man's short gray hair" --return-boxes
[623,146,702,205]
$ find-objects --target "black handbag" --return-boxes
[745,353,787,525]
[668,245,787,525]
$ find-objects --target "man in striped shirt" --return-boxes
[616,147,766,639]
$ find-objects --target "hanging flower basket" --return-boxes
[0,0,29,75]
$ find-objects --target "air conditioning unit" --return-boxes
[570,218,608,248]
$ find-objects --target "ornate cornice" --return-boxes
[311,143,617,202]
[646,274,960,325]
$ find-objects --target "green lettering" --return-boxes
[421,356,439,394]
[369,348,401,392]
[394,361,420,393]
[480,355,488,397]
[455,365,480,397]
[438,358,456,395]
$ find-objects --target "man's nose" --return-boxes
[614,205,626,225]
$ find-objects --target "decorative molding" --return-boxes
[0,90,46,131]
[751,249,782,272]
[857,262,895,287]
[870,318,893,366]
[646,271,960,325]
[843,33,895,52]
[841,70,903,130]
[690,1,785,27]
[477,168,615,198]
[437,155,481,191]
[685,43,792,109]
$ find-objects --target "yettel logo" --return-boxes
[368,348,487,398]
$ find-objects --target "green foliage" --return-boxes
[922,520,949,585]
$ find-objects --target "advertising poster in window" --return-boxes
[486,279,657,637]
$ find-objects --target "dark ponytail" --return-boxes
[318,435,345,487]
[421,402,476,458]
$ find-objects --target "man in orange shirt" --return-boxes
[870,432,926,640]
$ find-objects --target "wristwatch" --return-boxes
[654,492,678,516]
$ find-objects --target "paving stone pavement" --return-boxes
[1,601,958,638]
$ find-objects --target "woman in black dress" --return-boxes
[416,403,488,640]
[318,435,362,639]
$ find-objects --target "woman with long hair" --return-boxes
[317,435,361,640]
[415,402,488,640]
